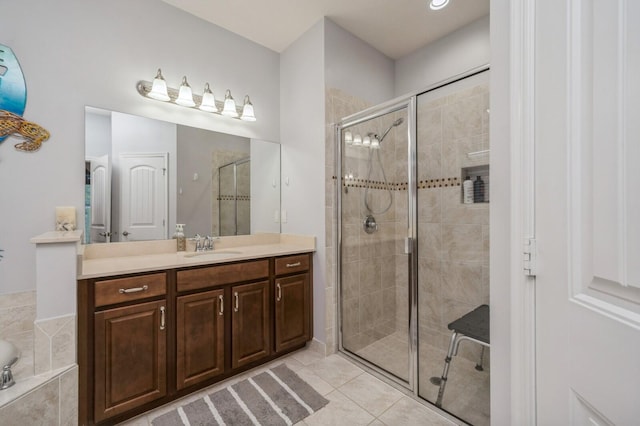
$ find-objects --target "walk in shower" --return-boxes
[336,68,490,425]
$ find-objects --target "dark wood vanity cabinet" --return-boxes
[78,253,312,425]
[176,289,225,390]
[231,280,271,368]
[275,273,311,352]
[83,273,168,423]
[274,254,312,353]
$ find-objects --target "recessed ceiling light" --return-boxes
[430,0,450,11]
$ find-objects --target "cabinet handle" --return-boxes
[286,262,301,268]
[119,285,148,294]
[234,292,239,312]
[276,283,282,302]
[218,295,224,316]
[160,306,166,330]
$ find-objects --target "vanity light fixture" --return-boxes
[429,0,450,10]
[240,95,256,122]
[148,69,171,101]
[221,89,239,117]
[198,83,218,112]
[175,76,196,107]
[137,69,256,121]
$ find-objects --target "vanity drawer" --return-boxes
[95,273,167,307]
[275,254,310,276]
[177,259,269,292]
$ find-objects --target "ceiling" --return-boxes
[160,0,489,60]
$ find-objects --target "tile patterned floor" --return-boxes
[356,331,490,426]
[119,347,460,426]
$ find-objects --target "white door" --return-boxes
[119,153,168,241]
[89,155,111,243]
[534,1,640,424]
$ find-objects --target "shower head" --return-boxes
[379,117,405,142]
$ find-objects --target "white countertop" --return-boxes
[78,234,315,279]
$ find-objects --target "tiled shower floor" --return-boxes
[355,331,490,426]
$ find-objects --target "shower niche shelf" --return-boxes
[461,165,490,204]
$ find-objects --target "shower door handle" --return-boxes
[404,237,412,254]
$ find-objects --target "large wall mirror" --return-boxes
[84,106,281,244]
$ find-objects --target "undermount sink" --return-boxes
[183,250,243,259]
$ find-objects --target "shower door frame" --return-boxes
[335,64,491,403]
[336,95,418,391]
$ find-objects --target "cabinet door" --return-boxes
[275,273,311,352]
[231,281,270,369]
[176,289,225,390]
[94,299,167,422]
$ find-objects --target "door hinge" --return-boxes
[523,238,537,276]
[163,168,166,176]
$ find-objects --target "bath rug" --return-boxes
[151,364,328,426]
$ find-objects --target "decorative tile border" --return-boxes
[333,176,461,190]
[217,195,251,201]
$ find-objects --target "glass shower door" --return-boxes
[339,103,413,384]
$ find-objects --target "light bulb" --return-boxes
[344,131,353,144]
[240,95,256,121]
[175,76,196,107]
[148,68,170,101]
[222,89,238,117]
[371,136,380,149]
[199,83,218,112]
[363,135,371,147]
[430,0,449,10]
[353,134,362,146]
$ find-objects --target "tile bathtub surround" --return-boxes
[0,291,36,380]
[34,314,76,375]
[0,365,78,426]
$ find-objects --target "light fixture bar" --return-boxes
[136,80,254,121]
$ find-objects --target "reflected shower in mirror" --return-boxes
[84,107,280,244]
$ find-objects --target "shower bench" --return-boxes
[433,304,490,407]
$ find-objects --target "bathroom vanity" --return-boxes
[76,234,314,425]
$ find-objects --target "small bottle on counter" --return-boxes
[173,224,186,251]
[463,176,473,204]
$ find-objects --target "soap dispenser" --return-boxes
[173,224,186,251]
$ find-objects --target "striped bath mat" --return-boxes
[151,364,328,426]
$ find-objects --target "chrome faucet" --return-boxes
[194,234,204,252]
[204,236,213,251]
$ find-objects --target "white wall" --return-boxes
[324,19,395,105]
[0,0,279,294]
[280,20,326,341]
[394,15,490,96]
[85,110,111,158]
[250,139,281,234]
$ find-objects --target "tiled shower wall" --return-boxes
[417,81,490,363]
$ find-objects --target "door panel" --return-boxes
[339,104,412,384]
[89,155,111,243]
[275,273,310,352]
[120,153,168,241]
[535,1,640,423]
